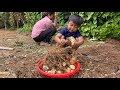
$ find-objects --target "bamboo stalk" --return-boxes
[0,46,13,50]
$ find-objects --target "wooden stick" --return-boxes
[0,46,14,50]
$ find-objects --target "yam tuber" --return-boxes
[56,71,62,74]
[65,68,71,73]
[47,69,56,74]
[62,62,67,66]
[68,37,76,46]
[70,65,75,70]
[42,65,49,71]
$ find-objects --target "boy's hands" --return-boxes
[58,36,80,50]
[58,36,67,46]
[67,36,78,50]
[59,38,68,46]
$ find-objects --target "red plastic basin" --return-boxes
[37,59,80,78]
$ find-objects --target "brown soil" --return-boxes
[0,29,120,78]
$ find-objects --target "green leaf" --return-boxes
[86,12,94,20]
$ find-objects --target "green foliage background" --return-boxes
[0,12,120,40]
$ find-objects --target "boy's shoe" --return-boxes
[40,41,51,46]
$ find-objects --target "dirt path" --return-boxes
[0,29,120,78]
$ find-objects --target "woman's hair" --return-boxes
[42,12,55,18]
[68,15,84,26]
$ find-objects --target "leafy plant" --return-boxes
[1,12,120,40]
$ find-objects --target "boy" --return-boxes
[54,14,84,50]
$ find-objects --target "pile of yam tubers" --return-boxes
[40,44,77,74]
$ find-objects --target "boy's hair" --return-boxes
[68,15,84,26]
[42,12,55,18]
